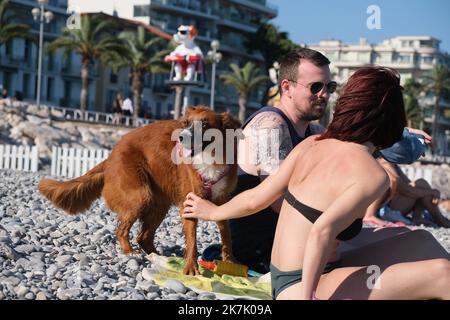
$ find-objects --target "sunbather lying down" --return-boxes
[364,158,450,228]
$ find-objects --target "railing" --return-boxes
[420,154,450,164]
[0,144,38,172]
[44,105,154,128]
[399,165,433,186]
[51,146,109,178]
[3,101,154,128]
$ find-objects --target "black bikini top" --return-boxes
[284,190,362,241]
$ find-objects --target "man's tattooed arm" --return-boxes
[247,112,293,176]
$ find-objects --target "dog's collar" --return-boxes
[199,166,231,200]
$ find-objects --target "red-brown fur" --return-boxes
[38,107,241,275]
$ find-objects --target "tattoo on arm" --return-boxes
[247,113,293,175]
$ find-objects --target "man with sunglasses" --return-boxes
[229,48,335,274]
[228,48,431,274]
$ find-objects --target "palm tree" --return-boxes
[102,26,169,118]
[402,78,423,128]
[422,64,450,144]
[47,15,122,112]
[246,22,299,105]
[220,62,269,122]
[0,0,35,47]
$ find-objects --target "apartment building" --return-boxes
[309,36,450,149]
[70,0,278,117]
[0,0,101,110]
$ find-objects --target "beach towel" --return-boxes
[145,253,272,300]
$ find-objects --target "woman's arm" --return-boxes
[378,158,399,200]
[300,171,389,299]
[182,142,304,221]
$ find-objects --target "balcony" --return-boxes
[227,0,278,18]
[44,60,60,73]
[0,55,22,68]
[0,55,34,69]
[218,43,264,61]
[164,25,216,42]
[61,64,98,79]
[59,98,81,109]
[217,16,258,33]
[11,0,68,14]
[152,85,172,95]
[61,65,81,78]
[149,0,220,20]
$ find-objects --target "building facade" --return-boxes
[309,36,450,152]
[0,0,100,110]
[69,0,278,117]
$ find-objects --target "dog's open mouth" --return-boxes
[178,128,213,157]
[178,129,194,157]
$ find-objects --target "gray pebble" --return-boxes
[126,259,140,271]
[25,292,36,300]
[46,264,59,278]
[3,276,21,286]
[186,290,198,297]
[15,286,29,297]
[91,264,105,275]
[36,292,47,300]
[198,292,217,300]
[165,279,187,294]
[55,255,72,266]
[146,292,159,299]
[141,268,156,281]
[166,293,183,300]
[15,244,37,254]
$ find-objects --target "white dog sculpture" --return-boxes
[165,25,203,81]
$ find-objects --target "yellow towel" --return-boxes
[146,253,272,300]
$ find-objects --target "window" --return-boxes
[155,103,162,119]
[421,56,434,65]
[64,81,71,101]
[397,55,411,63]
[376,52,392,63]
[110,72,118,84]
[420,40,434,48]
[23,73,30,97]
[357,52,371,63]
[46,77,54,101]
[133,5,150,17]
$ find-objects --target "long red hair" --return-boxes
[317,66,406,149]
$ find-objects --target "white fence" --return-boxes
[47,105,153,128]
[400,166,433,186]
[51,146,110,178]
[0,144,38,172]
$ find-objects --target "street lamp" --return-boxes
[207,40,222,111]
[31,0,53,108]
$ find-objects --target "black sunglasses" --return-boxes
[179,30,188,35]
[289,80,337,94]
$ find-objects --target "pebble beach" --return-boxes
[1,169,449,300]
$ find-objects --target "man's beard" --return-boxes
[301,102,328,121]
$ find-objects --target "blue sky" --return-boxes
[272,0,450,53]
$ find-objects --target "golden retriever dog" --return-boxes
[39,107,241,275]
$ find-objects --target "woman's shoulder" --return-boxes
[326,141,388,181]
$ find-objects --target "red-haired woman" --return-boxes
[182,66,450,300]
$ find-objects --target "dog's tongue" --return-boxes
[176,140,192,158]
[180,146,192,157]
